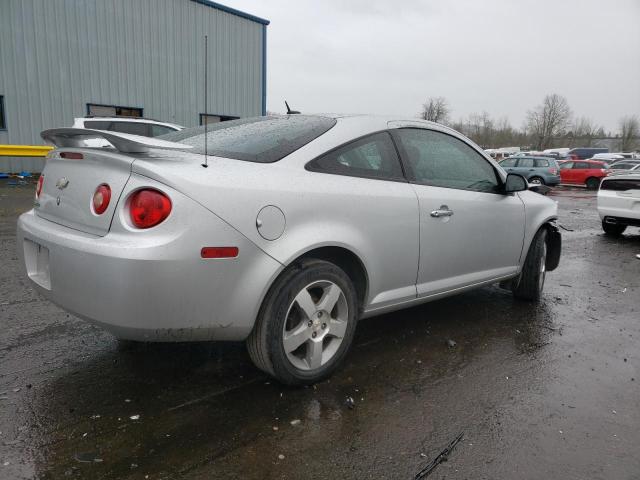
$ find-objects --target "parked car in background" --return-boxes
[607,159,640,174]
[609,163,640,175]
[18,114,561,385]
[559,160,609,189]
[567,147,608,160]
[590,153,625,164]
[72,116,184,137]
[611,152,640,160]
[598,173,640,235]
[499,156,560,185]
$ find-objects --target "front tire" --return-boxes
[602,221,626,236]
[247,259,358,385]
[513,228,547,301]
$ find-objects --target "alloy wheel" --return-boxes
[282,280,349,371]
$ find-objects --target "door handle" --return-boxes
[430,205,454,218]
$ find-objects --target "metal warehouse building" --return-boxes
[0,0,269,173]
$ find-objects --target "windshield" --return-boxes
[160,115,336,163]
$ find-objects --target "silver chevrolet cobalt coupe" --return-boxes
[18,115,560,384]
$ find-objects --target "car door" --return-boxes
[513,157,535,179]
[559,161,575,183]
[306,131,420,309]
[390,127,525,297]
[499,157,518,173]
[573,161,592,184]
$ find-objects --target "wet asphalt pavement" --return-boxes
[1,180,639,479]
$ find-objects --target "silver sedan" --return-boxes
[17,115,561,384]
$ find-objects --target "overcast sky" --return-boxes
[226,0,639,132]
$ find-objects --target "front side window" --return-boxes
[613,163,634,170]
[306,132,404,181]
[500,158,517,167]
[161,115,336,163]
[393,128,499,193]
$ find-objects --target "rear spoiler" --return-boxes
[41,128,192,154]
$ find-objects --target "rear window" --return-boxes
[161,115,337,163]
[601,178,640,191]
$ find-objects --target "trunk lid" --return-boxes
[36,128,191,236]
[35,149,133,236]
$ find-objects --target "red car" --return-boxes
[559,160,610,189]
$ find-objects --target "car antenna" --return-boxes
[285,100,300,115]
[202,34,209,168]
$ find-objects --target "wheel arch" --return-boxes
[287,245,369,313]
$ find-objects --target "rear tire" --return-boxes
[513,228,547,301]
[247,259,358,385]
[586,177,600,190]
[529,176,545,185]
[602,221,626,236]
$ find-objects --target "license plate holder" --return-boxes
[24,239,51,290]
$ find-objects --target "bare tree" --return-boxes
[420,97,450,124]
[619,115,639,151]
[526,94,572,150]
[570,117,601,147]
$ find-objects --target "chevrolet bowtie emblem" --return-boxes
[56,177,69,190]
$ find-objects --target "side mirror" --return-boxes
[504,173,528,193]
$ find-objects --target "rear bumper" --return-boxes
[598,197,640,222]
[602,216,640,228]
[17,202,283,342]
[546,176,561,186]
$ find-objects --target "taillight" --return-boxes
[549,168,558,175]
[92,184,111,215]
[36,174,44,198]
[129,189,172,229]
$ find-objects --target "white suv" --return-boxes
[72,117,183,138]
[598,173,640,235]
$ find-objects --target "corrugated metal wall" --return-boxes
[0,0,266,173]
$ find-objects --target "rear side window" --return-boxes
[111,122,149,136]
[306,132,405,181]
[574,162,591,169]
[393,128,499,193]
[518,158,535,168]
[601,179,640,191]
[534,159,550,167]
[162,116,336,163]
[84,120,111,130]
